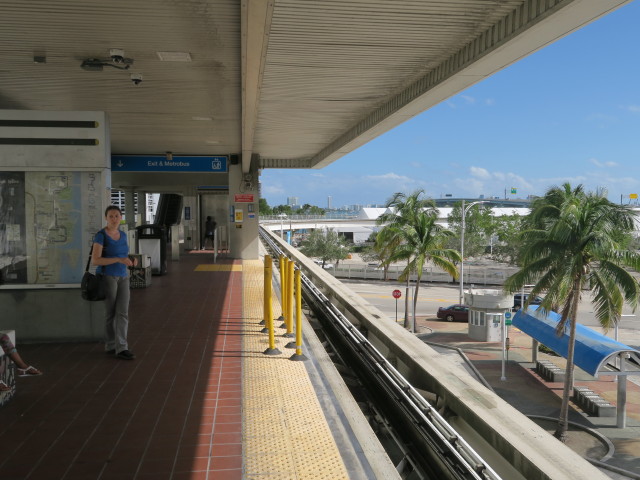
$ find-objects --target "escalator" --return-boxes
[154,193,183,227]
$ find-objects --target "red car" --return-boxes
[437,304,469,322]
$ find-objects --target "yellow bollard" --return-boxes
[279,255,287,327]
[260,254,270,327]
[284,259,295,337]
[290,268,307,361]
[263,255,281,355]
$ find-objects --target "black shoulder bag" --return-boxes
[81,244,106,301]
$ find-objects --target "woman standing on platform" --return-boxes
[92,205,137,360]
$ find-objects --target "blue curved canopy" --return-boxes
[512,305,639,377]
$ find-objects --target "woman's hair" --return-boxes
[105,205,122,217]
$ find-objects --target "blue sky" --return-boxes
[260,1,640,209]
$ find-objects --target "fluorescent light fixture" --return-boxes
[156,51,192,62]
[191,116,212,121]
[205,140,220,145]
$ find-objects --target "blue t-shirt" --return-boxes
[94,228,129,277]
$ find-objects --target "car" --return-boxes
[513,293,543,310]
[437,304,469,322]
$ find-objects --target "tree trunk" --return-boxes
[554,291,580,442]
[412,275,421,333]
[403,275,410,328]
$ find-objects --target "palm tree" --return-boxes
[377,190,460,330]
[377,190,434,327]
[390,212,460,331]
[504,183,640,442]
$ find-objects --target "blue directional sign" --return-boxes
[111,155,227,173]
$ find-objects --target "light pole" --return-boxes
[459,200,488,304]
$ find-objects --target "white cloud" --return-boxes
[589,158,618,168]
[624,105,640,113]
[364,172,414,182]
[453,177,484,194]
[485,98,495,107]
[460,95,476,104]
[470,166,491,179]
[534,175,588,190]
[493,171,506,181]
[451,167,535,198]
[410,161,422,168]
[583,172,638,189]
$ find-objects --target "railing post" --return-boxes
[284,259,295,338]
[290,268,307,361]
[263,255,281,355]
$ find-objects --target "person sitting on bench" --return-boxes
[0,333,42,391]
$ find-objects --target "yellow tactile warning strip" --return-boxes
[194,264,243,271]
[242,259,349,480]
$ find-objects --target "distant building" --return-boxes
[357,208,388,220]
[327,196,332,209]
[110,191,158,223]
[432,197,532,208]
[287,196,299,207]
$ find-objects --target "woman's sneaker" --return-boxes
[116,350,136,360]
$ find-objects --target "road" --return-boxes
[339,279,640,350]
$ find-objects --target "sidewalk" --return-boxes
[415,317,640,479]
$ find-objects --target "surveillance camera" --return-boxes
[130,73,143,85]
[110,48,126,63]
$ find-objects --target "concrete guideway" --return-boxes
[266,229,611,480]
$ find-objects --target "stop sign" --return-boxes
[392,289,402,299]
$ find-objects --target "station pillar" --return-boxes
[228,156,259,259]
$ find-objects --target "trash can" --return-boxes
[136,225,167,275]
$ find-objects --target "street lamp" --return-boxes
[459,200,489,304]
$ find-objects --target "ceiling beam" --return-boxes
[241,0,274,173]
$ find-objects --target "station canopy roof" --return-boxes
[0,0,634,177]
[512,305,640,377]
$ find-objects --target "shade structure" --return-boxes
[512,305,640,377]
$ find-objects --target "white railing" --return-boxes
[326,263,519,285]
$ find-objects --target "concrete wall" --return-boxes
[265,229,609,480]
[0,289,104,342]
[0,109,110,342]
